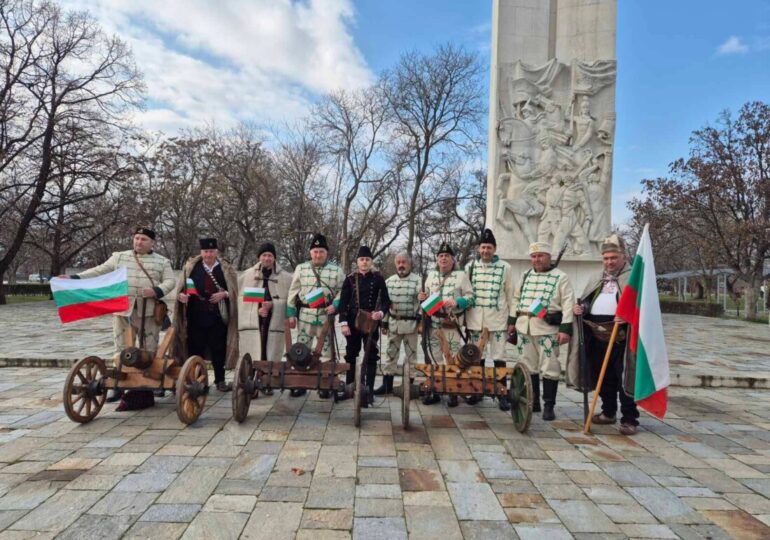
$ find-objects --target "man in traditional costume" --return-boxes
[66,226,176,407]
[238,242,292,394]
[338,246,390,406]
[572,234,639,435]
[418,242,474,407]
[286,233,345,398]
[379,252,421,395]
[174,238,239,392]
[465,229,516,411]
[511,242,575,420]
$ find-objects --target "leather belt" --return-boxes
[390,314,419,321]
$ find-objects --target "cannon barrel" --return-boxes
[287,342,312,370]
[392,382,421,400]
[456,343,482,370]
[120,347,155,370]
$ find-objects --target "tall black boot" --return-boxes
[374,375,394,395]
[542,377,558,421]
[362,362,377,408]
[494,360,511,411]
[345,357,356,385]
[530,374,541,412]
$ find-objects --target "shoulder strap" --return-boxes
[134,252,156,287]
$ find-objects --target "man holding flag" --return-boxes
[286,233,345,398]
[572,234,639,435]
[511,242,575,421]
[174,238,239,392]
[417,242,474,407]
[614,225,669,421]
[237,243,292,378]
[57,226,176,404]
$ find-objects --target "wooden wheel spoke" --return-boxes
[76,371,87,384]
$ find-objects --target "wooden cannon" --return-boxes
[393,329,534,432]
[232,317,368,426]
[62,326,208,425]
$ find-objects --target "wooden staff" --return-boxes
[583,321,620,433]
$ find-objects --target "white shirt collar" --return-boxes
[203,260,220,272]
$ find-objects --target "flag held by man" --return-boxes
[616,224,670,418]
[50,268,130,324]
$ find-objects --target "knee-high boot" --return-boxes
[530,374,541,412]
[542,377,558,421]
[345,356,356,385]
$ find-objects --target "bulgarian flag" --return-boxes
[185,278,198,296]
[527,298,547,319]
[50,267,129,324]
[305,287,326,308]
[616,224,670,418]
[243,287,266,303]
[421,292,444,316]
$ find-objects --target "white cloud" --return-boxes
[60,0,374,134]
[716,35,749,55]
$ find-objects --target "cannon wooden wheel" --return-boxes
[509,362,533,433]
[176,355,208,425]
[353,361,363,427]
[401,360,411,429]
[63,356,107,423]
[232,353,255,423]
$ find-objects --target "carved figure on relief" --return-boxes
[494,59,617,257]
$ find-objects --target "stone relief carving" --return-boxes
[494,59,616,258]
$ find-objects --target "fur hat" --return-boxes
[257,242,276,257]
[356,245,373,259]
[480,228,496,246]
[309,233,328,251]
[199,238,218,250]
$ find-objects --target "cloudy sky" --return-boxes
[61,0,770,225]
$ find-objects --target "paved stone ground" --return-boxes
[2,301,769,387]
[0,367,770,539]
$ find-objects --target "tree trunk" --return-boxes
[745,283,759,319]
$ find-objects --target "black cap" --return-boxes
[480,228,496,247]
[310,233,328,250]
[258,242,276,257]
[437,242,454,256]
[356,245,373,259]
[134,226,155,240]
[199,238,218,250]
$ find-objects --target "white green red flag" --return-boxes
[527,298,547,319]
[421,292,444,316]
[50,268,129,324]
[185,278,198,296]
[615,224,669,418]
[243,287,266,303]
[305,288,326,308]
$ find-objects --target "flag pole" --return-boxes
[583,321,620,433]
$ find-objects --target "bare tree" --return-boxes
[629,101,770,317]
[0,0,143,302]
[381,43,484,256]
[312,88,404,270]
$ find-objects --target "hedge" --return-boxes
[3,283,51,296]
[659,300,723,318]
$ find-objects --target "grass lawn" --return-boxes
[5,295,50,304]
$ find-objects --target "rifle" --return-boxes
[419,256,435,365]
[576,297,589,422]
[549,242,569,270]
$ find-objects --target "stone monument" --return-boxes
[486,0,616,290]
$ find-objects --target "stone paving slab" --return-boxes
[2,302,770,387]
[0,367,768,538]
